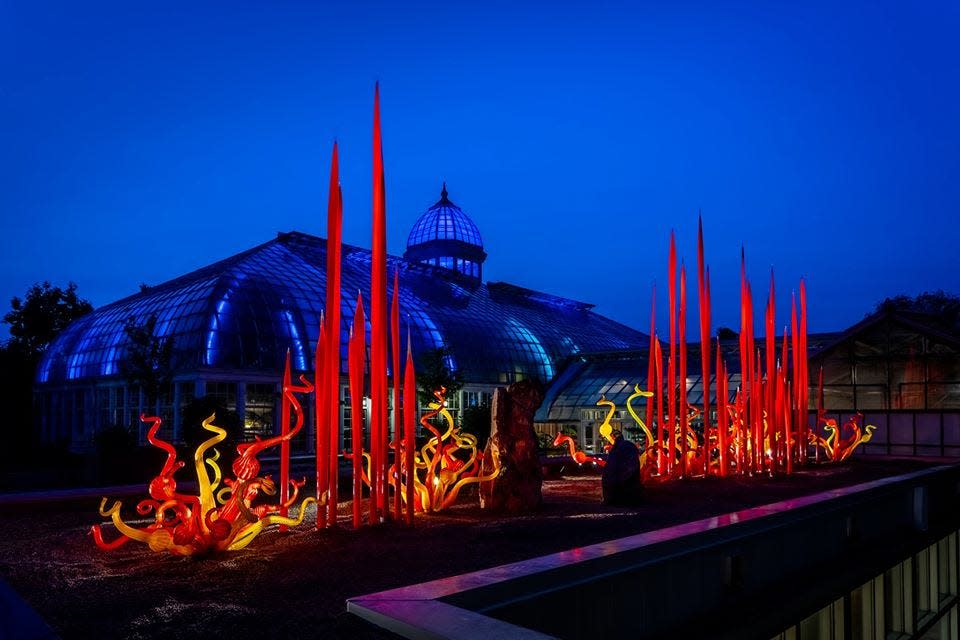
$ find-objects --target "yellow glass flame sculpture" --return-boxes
[356,387,501,513]
[550,389,702,482]
[624,385,659,479]
[596,396,618,450]
[622,386,702,481]
[92,403,315,555]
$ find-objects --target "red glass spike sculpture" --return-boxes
[348,293,366,528]
[390,270,402,520]
[608,223,827,483]
[370,83,389,521]
[697,216,711,477]
[316,314,327,527]
[679,262,688,476]
[403,331,417,525]
[94,87,427,557]
[666,230,677,477]
[325,142,343,528]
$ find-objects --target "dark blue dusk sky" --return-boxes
[2,1,958,339]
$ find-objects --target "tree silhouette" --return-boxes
[1,281,92,456]
[716,326,739,340]
[119,314,173,407]
[416,345,463,406]
[874,290,960,331]
[3,281,92,359]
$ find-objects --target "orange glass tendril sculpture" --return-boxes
[92,379,316,556]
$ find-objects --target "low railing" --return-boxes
[348,464,960,639]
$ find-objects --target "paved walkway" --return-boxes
[0,483,172,508]
[0,577,58,639]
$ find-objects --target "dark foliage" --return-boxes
[0,347,40,459]
[873,290,960,332]
[179,396,242,466]
[3,281,93,359]
[87,423,175,486]
[461,402,492,450]
[416,345,463,405]
[537,425,575,452]
[119,314,173,406]
[716,326,739,340]
[1,282,93,467]
[93,424,139,484]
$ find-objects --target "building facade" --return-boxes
[35,188,645,450]
[535,309,960,455]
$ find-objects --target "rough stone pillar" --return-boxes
[480,379,544,512]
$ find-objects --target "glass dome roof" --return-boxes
[407,184,483,249]
[36,231,646,386]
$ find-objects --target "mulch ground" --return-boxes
[0,458,939,640]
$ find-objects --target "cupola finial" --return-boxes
[441,182,448,201]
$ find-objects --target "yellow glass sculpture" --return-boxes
[92,410,315,555]
[357,387,501,513]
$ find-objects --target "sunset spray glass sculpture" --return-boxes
[353,387,500,513]
[91,355,316,555]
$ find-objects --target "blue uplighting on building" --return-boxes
[407,185,484,246]
[37,230,644,386]
[205,292,231,367]
[404,184,487,281]
[505,318,555,380]
[281,309,308,371]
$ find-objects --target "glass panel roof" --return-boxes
[407,197,483,248]
[38,232,645,386]
[534,337,831,423]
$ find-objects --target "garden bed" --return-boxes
[0,458,938,639]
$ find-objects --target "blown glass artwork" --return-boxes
[550,222,872,481]
[352,387,501,513]
[552,433,605,467]
[92,407,315,555]
[810,412,876,462]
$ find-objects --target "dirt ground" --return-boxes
[0,458,938,640]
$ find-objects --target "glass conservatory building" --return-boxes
[536,308,960,456]
[404,183,487,280]
[36,187,645,450]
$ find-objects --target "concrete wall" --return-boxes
[461,466,960,639]
[350,465,960,639]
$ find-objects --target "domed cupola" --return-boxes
[404,183,486,280]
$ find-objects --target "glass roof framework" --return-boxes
[536,334,841,423]
[404,187,487,281]
[38,231,645,386]
[407,197,483,247]
[537,348,744,424]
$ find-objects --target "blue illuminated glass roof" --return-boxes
[535,346,742,424]
[535,334,841,423]
[37,231,646,386]
[407,185,483,248]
